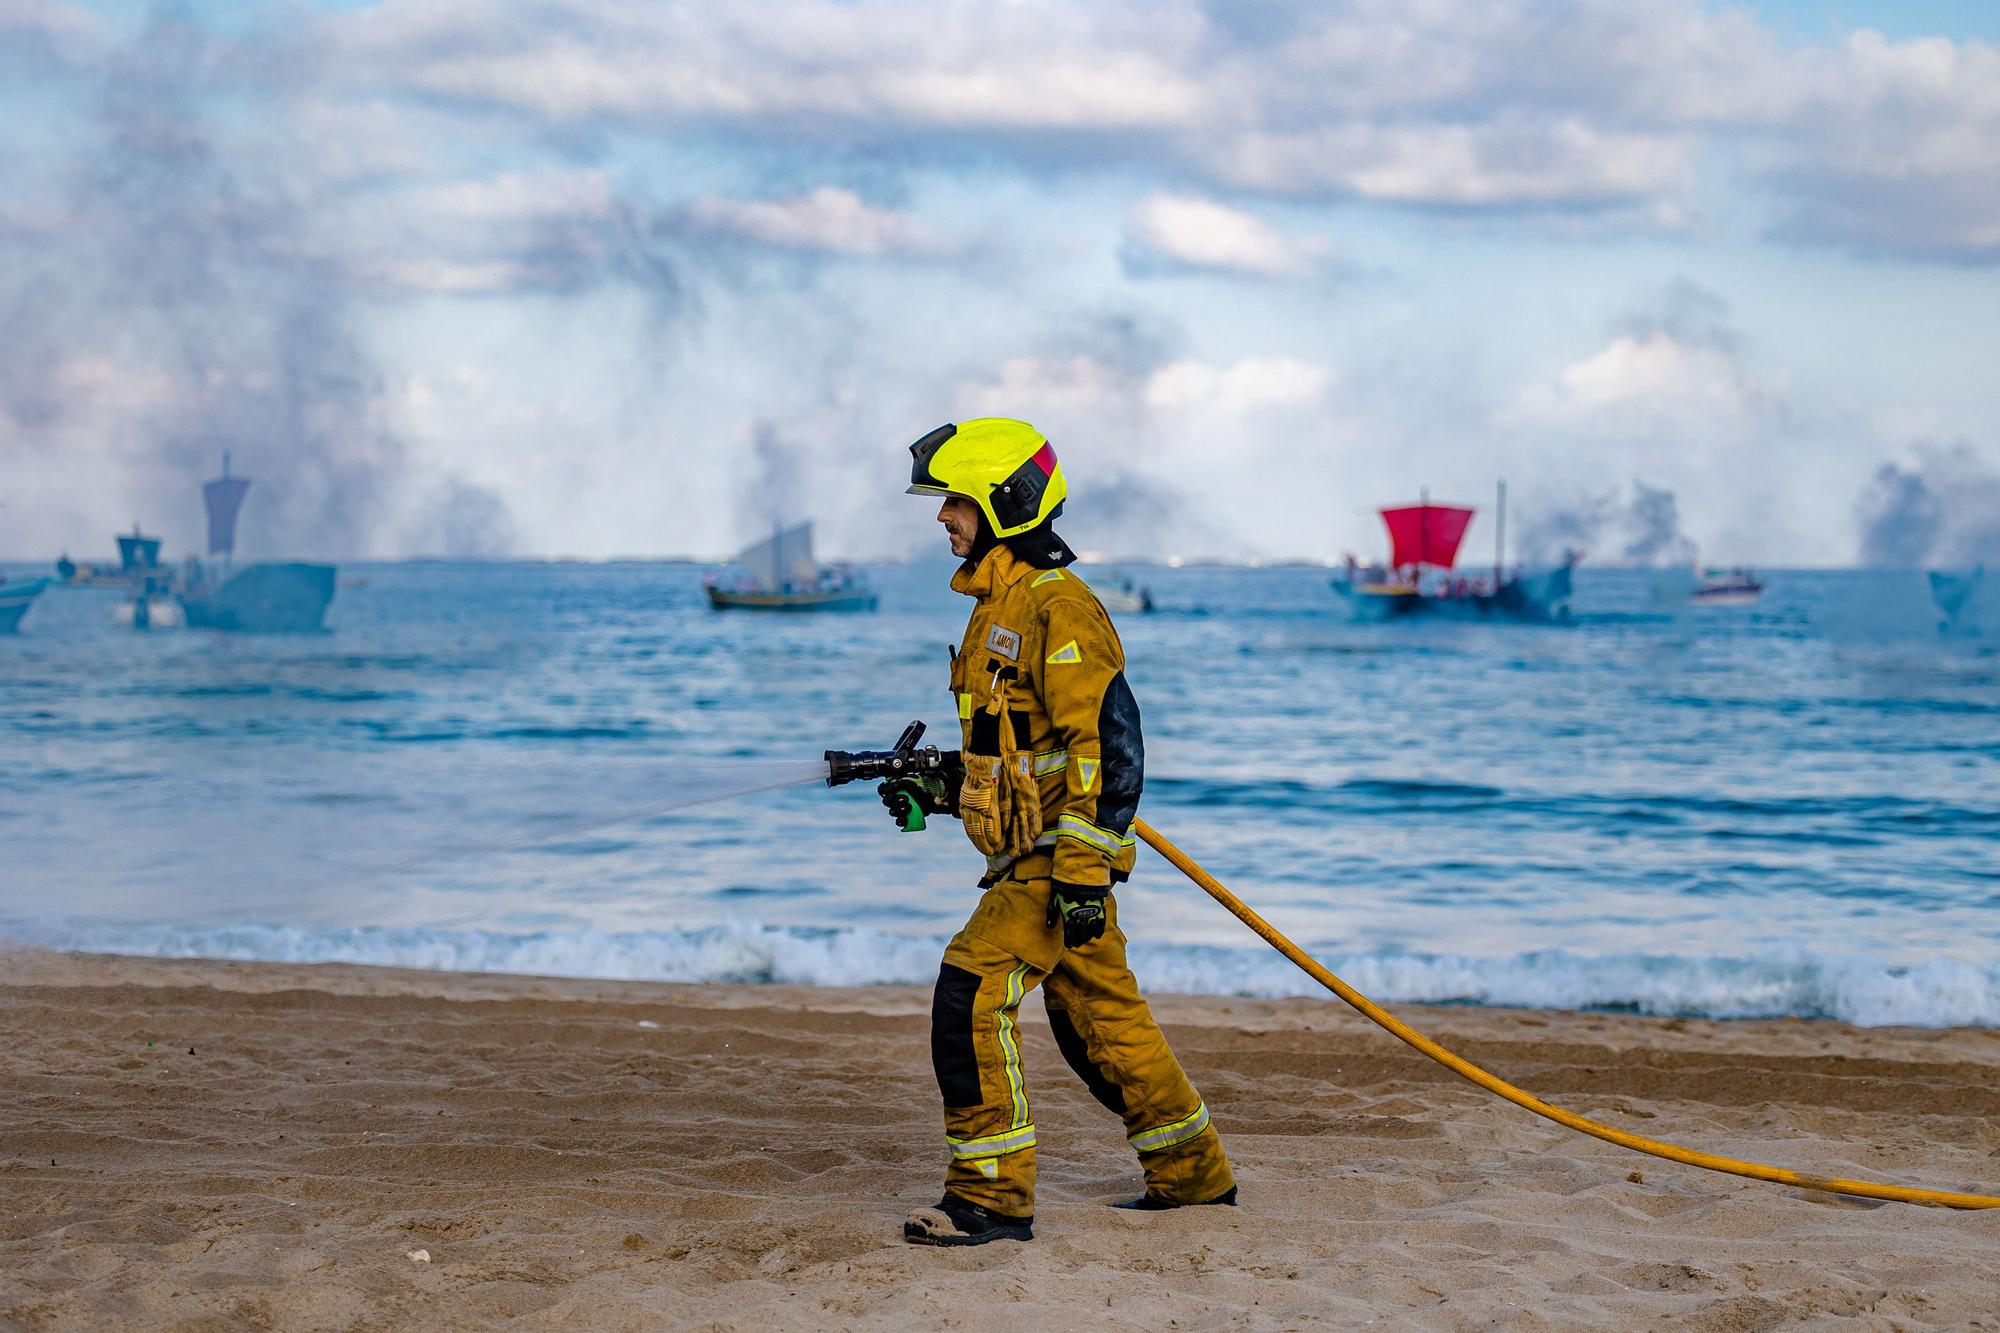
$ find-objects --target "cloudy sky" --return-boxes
[3,0,1997,565]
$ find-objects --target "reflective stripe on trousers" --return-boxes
[1128,1100,1210,1155]
[946,1124,1038,1160]
[996,963,1030,1129]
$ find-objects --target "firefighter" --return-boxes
[887,418,1236,1247]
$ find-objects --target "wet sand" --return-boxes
[3,948,1998,1330]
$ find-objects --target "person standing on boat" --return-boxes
[885,417,1236,1247]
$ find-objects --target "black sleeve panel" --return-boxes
[1096,670,1144,834]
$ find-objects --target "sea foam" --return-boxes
[7,920,1997,1029]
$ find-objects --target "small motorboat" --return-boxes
[1091,576,1154,615]
[1690,567,1764,607]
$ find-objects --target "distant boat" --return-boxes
[174,455,337,632]
[1092,576,1154,615]
[0,575,51,633]
[93,455,338,632]
[1689,567,1764,607]
[1331,482,1575,623]
[55,525,165,587]
[705,521,877,612]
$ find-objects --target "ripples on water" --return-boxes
[3,561,1996,1025]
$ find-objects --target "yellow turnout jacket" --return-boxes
[949,541,1142,888]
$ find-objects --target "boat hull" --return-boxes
[181,562,337,632]
[706,586,878,612]
[1332,564,1573,623]
[1690,586,1762,607]
[0,577,50,633]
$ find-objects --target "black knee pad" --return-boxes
[930,963,984,1107]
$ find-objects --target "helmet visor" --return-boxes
[908,423,956,493]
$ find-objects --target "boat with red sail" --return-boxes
[1332,483,1575,623]
[73,456,337,632]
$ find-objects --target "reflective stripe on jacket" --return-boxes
[950,544,1142,887]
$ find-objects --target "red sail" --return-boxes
[1380,504,1475,570]
[204,477,251,555]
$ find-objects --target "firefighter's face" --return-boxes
[938,496,980,557]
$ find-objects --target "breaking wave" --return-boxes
[8,920,1998,1029]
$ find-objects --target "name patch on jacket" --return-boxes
[986,625,1022,660]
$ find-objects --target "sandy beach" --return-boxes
[3,949,1998,1330]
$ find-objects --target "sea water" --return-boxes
[3,560,1996,1026]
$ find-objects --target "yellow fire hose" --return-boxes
[1135,818,2000,1210]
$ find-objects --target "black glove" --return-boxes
[1046,881,1108,949]
[878,773,953,831]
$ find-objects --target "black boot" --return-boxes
[1112,1185,1238,1211]
[904,1195,1034,1246]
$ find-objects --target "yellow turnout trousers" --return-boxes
[929,858,1234,1218]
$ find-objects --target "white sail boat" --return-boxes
[705,521,877,611]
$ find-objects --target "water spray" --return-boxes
[363,726,948,882]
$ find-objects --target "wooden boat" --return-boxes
[178,456,333,630]
[705,583,878,611]
[1331,482,1575,623]
[101,456,337,632]
[705,522,877,612]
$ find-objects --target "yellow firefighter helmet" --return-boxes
[906,418,1068,539]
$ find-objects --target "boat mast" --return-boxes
[220,452,232,578]
[1495,478,1506,586]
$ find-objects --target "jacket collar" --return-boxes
[950,542,1034,600]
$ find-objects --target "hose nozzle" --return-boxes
[825,720,947,787]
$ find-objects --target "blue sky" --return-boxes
[3,0,1997,565]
